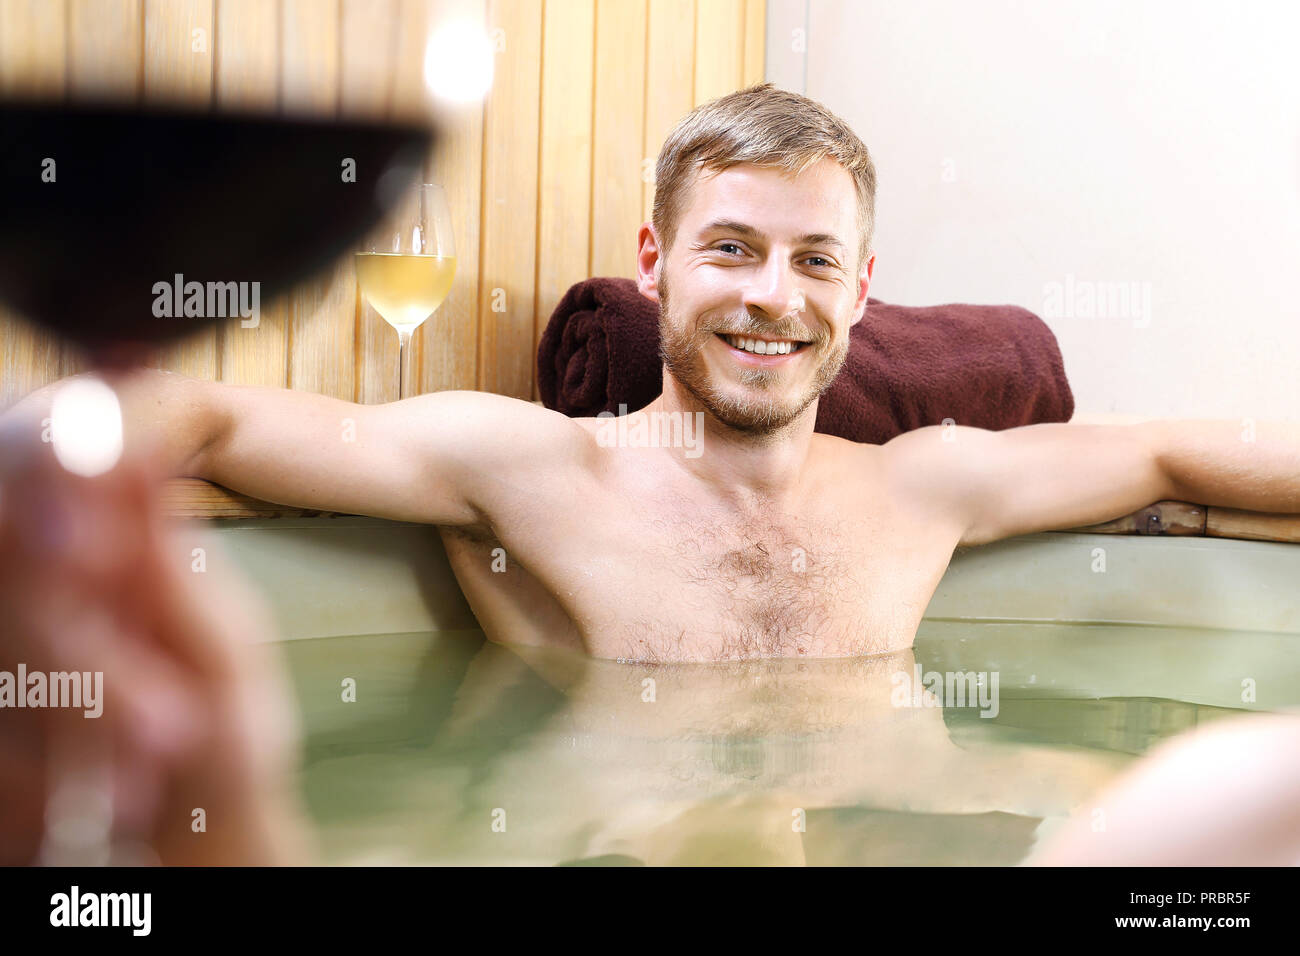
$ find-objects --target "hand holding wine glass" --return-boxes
[0,410,313,865]
[0,98,437,864]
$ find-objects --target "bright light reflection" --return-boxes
[49,376,124,477]
[423,20,495,104]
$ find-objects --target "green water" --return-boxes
[277,622,1300,865]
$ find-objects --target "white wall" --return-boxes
[767,0,1300,421]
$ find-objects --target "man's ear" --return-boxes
[849,251,876,326]
[636,223,662,303]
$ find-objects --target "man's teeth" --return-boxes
[723,334,800,355]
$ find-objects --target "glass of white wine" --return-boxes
[355,182,457,399]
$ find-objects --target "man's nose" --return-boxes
[741,254,805,322]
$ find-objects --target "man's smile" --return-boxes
[715,331,809,365]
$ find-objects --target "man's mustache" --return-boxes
[701,314,821,345]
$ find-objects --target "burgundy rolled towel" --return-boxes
[537,277,1073,443]
[536,278,664,421]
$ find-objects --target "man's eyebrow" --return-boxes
[698,219,847,254]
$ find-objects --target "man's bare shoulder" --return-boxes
[835,425,965,518]
[807,431,892,495]
[411,391,600,476]
[810,430,887,467]
[426,391,592,440]
[412,393,605,527]
[808,430,971,558]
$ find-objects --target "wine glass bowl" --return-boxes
[355,183,457,399]
[0,97,435,368]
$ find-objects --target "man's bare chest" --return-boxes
[442,492,958,662]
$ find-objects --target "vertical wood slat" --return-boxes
[340,0,396,118]
[476,0,541,399]
[143,0,213,105]
[394,0,446,397]
[215,0,287,388]
[416,0,484,397]
[145,0,217,382]
[642,0,695,227]
[215,0,280,113]
[589,0,646,282]
[693,0,743,107]
[0,0,66,96]
[61,0,144,381]
[741,0,765,87]
[0,0,67,410]
[533,0,594,401]
[343,0,402,405]
[387,0,432,402]
[281,0,354,402]
[68,0,144,100]
[279,0,338,116]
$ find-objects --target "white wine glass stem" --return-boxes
[397,327,413,400]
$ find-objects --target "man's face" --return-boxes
[647,158,872,434]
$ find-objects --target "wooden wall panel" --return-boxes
[62,0,144,382]
[144,0,213,105]
[214,0,279,113]
[0,0,66,97]
[476,0,541,399]
[643,0,695,226]
[214,0,287,388]
[0,0,765,410]
[416,0,484,396]
[693,0,746,107]
[281,0,354,402]
[68,0,143,100]
[343,0,401,405]
[0,0,67,410]
[534,0,595,400]
[742,0,766,87]
[145,0,217,381]
[589,0,646,281]
[279,0,337,116]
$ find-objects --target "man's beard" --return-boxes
[657,273,848,435]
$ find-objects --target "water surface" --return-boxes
[279,622,1298,865]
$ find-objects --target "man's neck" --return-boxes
[640,371,819,508]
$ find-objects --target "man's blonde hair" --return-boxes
[651,82,877,273]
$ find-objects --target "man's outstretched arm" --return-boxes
[883,418,1300,548]
[3,370,591,527]
[1151,419,1300,513]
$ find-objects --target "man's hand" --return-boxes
[0,420,314,865]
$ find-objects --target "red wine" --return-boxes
[0,99,435,366]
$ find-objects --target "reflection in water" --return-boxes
[277,623,1294,865]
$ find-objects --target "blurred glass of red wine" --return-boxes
[0,98,435,369]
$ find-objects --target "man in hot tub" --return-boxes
[4,82,1300,869]
[8,83,1300,665]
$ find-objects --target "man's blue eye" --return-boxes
[714,245,831,269]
